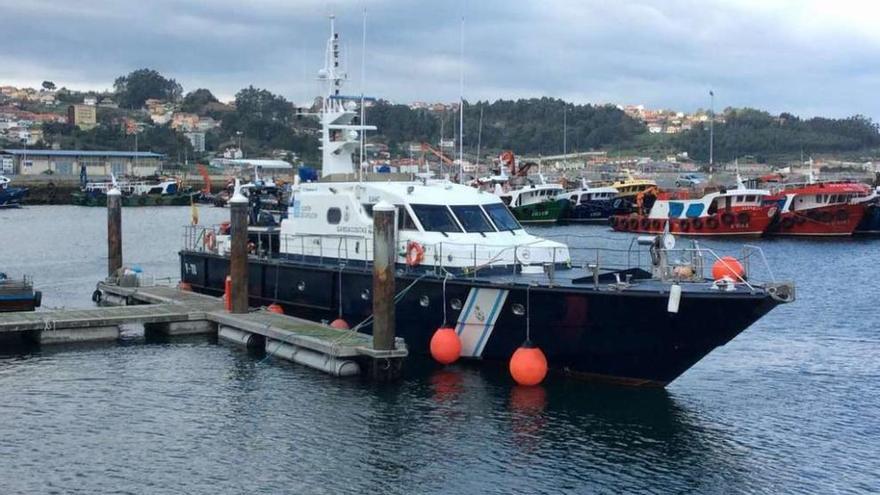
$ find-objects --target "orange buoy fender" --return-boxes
[330,318,350,330]
[178,281,192,291]
[711,256,746,281]
[267,303,284,314]
[509,341,548,386]
[430,327,462,365]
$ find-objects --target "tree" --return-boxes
[180,88,219,114]
[113,68,183,109]
[41,81,56,91]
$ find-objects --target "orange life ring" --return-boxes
[405,240,425,267]
[204,230,217,251]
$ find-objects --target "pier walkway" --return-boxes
[0,282,407,377]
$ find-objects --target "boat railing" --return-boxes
[181,225,777,288]
[0,274,33,293]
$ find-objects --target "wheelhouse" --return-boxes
[279,180,569,270]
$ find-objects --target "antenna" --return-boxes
[458,16,465,185]
[476,104,483,170]
[563,103,567,157]
[359,8,367,182]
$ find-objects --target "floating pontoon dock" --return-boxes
[0,282,407,379]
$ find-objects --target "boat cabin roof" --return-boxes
[295,180,504,206]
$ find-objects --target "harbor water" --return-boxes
[1,206,878,494]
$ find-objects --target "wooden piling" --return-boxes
[371,202,397,352]
[107,188,122,277]
[229,186,249,314]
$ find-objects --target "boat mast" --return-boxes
[563,104,567,157]
[458,16,465,184]
[359,8,367,182]
[318,15,376,178]
[709,89,715,169]
[476,105,483,171]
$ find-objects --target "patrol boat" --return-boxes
[177,20,795,386]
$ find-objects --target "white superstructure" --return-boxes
[281,180,569,269]
[318,16,376,178]
[270,17,569,271]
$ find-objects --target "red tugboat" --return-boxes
[611,182,776,236]
[765,181,872,236]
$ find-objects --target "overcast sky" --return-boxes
[2,0,879,120]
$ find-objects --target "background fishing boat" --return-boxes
[556,179,618,222]
[0,273,41,312]
[0,176,28,208]
[71,177,197,206]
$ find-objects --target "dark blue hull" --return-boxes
[855,204,880,234]
[180,251,781,386]
[562,200,615,222]
[0,187,28,208]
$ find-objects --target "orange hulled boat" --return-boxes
[611,181,777,236]
[764,181,872,236]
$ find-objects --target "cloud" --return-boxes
[1,0,879,120]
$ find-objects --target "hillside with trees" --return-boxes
[12,67,880,167]
[366,98,646,156]
[673,108,880,162]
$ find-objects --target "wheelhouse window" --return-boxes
[410,204,461,233]
[450,205,495,233]
[327,207,342,224]
[483,203,522,231]
[397,206,418,231]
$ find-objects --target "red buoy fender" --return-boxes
[509,341,548,386]
[430,327,462,365]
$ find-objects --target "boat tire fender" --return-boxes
[692,218,703,230]
[721,212,735,225]
[706,217,719,229]
[736,212,750,224]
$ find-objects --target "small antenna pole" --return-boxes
[360,8,367,183]
[458,16,465,185]
[476,104,483,170]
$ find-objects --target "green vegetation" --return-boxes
[113,69,183,108]
[180,88,219,114]
[41,116,193,159]
[18,68,880,167]
[366,98,645,156]
[674,108,880,163]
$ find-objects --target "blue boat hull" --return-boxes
[561,199,616,222]
[180,251,781,386]
[855,203,880,234]
[0,186,28,208]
